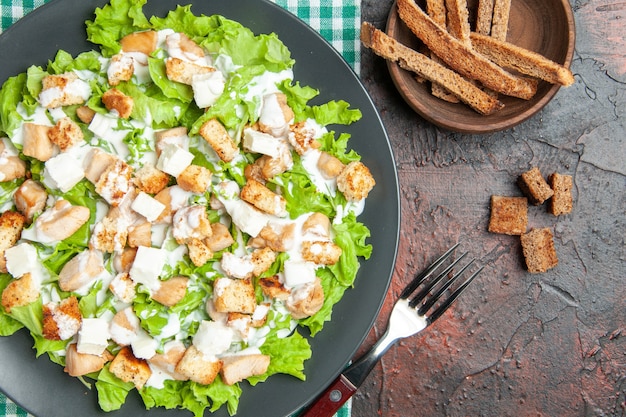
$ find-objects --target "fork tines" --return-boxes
[401,243,483,325]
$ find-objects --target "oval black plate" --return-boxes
[0,1,400,416]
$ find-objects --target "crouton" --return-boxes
[42,296,82,341]
[0,141,26,182]
[547,173,573,216]
[220,252,255,279]
[109,272,136,303]
[213,277,256,314]
[58,249,105,292]
[198,118,239,162]
[39,72,90,108]
[174,345,222,385]
[95,159,133,206]
[90,212,129,253]
[517,167,554,205]
[64,343,112,377]
[120,30,158,55]
[13,179,47,223]
[102,88,133,119]
[1,273,39,313]
[520,228,558,273]
[151,276,189,307]
[220,354,270,385]
[83,148,117,184]
[47,117,84,151]
[286,278,325,319]
[258,93,293,138]
[337,161,375,202]
[107,53,134,86]
[258,275,290,301]
[22,123,54,161]
[301,241,342,265]
[133,163,170,195]
[0,211,25,273]
[165,57,215,85]
[288,121,321,155]
[172,205,212,244]
[240,179,287,217]
[177,164,212,194]
[302,212,331,239]
[109,346,152,390]
[187,238,213,267]
[204,222,234,252]
[250,247,276,277]
[488,195,528,235]
[127,222,152,248]
[76,106,96,124]
[244,160,267,184]
[317,151,345,179]
[34,199,91,242]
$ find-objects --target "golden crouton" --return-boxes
[240,179,287,217]
[120,30,158,55]
[95,159,133,206]
[0,141,26,182]
[22,123,54,161]
[488,195,528,235]
[258,275,290,301]
[547,173,573,216]
[336,161,376,202]
[109,272,136,303]
[133,164,170,195]
[40,72,89,108]
[47,117,84,151]
[187,238,213,267]
[213,278,256,314]
[90,212,129,253]
[301,241,342,265]
[177,164,212,194]
[102,88,133,119]
[107,53,134,86]
[288,121,321,155]
[286,278,325,319]
[520,227,559,273]
[244,160,266,185]
[42,296,82,341]
[151,276,189,307]
[517,167,554,206]
[220,354,270,385]
[109,346,152,390]
[127,222,151,248]
[198,119,239,162]
[76,105,96,124]
[317,151,345,179]
[175,345,222,385]
[83,148,117,184]
[13,179,47,223]
[0,211,25,260]
[250,247,276,277]
[165,57,215,85]
[64,343,112,377]
[58,250,105,292]
[1,273,39,313]
[204,222,234,252]
[35,199,90,242]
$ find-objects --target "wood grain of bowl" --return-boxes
[386,0,576,133]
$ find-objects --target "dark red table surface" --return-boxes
[354,1,626,416]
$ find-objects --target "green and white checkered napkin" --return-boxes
[0,0,359,416]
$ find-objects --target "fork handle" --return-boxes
[298,374,356,417]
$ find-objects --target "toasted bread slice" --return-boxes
[426,0,461,103]
[396,0,538,99]
[491,0,512,41]
[476,0,496,35]
[361,22,503,115]
[444,0,471,46]
[470,32,575,86]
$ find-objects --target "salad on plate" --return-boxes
[0,0,375,415]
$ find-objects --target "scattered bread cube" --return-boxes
[258,275,290,301]
[240,179,287,217]
[520,227,558,273]
[1,273,39,313]
[109,346,152,390]
[488,195,528,235]
[301,240,342,265]
[175,345,222,385]
[517,167,554,205]
[213,277,257,314]
[48,117,84,151]
[177,164,212,194]
[337,161,376,202]
[547,173,573,216]
[187,238,214,267]
[133,163,170,195]
[198,118,239,162]
[42,296,82,341]
[0,211,26,273]
[102,88,134,119]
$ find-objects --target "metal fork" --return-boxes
[299,243,483,417]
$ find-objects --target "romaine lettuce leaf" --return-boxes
[0,74,26,136]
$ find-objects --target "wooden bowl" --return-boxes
[386,0,576,133]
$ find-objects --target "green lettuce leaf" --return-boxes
[96,364,135,412]
[0,73,27,136]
